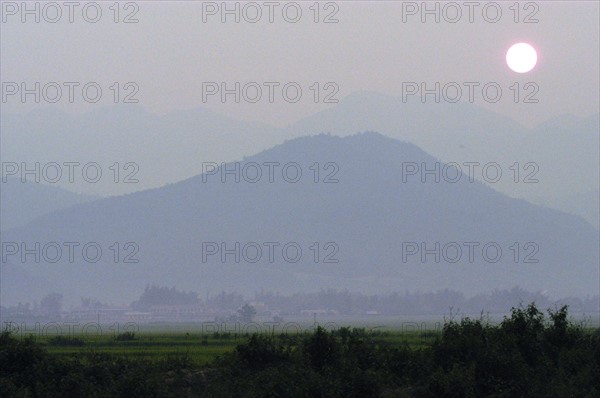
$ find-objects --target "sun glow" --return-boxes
[506,43,538,73]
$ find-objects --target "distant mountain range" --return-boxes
[286,92,600,227]
[3,92,597,225]
[2,133,598,305]
[1,106,280,197]
[1,178,97,231]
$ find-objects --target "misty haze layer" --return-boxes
[2,133,598,307]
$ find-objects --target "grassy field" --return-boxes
[43,333,246,365]
[12,313,598,365]
[5,305,598,396]
[21,327,441,365]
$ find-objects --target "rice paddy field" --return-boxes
[10,313,598,365]
[4,308,599,397]
[16,322,444,365]
[43,334,245,365]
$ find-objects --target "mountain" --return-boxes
[2,133,597,305]
[528,189,600,230]
[524,115,600,227]
[0,106,282,196]
[3,96,598,227]
[1,178,97,231]
[0,262,48,304]
[285,92,600,226]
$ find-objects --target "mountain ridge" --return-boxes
[2,132,597,305]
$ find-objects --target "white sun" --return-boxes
[506,43,537,73]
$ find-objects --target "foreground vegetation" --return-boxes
[1,304,599,397]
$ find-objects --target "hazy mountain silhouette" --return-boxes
[2,133,598,305]
[3,95,598,226]
[286,92,599,225]
[0,261,47,303]
[1,106,281,196]
[1,178,97,231]
[525,114,600,227]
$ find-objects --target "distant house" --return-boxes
[149,304,208,320]
[68,307,129,322]
[300,309,339,316]
[124,311,152,321]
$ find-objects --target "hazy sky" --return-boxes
[1,1,599,128]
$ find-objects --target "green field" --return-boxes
[8,325,439,365]
[9,312,598,365]
[22,328,441,364]
[4,304,600,397]
[44,333,247,365]
[5,315,451,364]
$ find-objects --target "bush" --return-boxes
[47,335,85,346]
